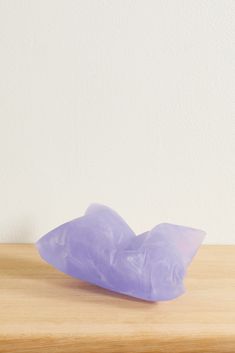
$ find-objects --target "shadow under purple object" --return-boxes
[36,204,205,301]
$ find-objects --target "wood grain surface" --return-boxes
[0,244,234,353]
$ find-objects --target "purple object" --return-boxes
[36,204,205,301]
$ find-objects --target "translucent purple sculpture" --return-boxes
[36,204,205,301]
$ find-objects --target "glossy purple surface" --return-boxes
[36,204,205,301]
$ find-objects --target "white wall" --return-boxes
[0,0,234,243]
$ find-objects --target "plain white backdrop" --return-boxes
[0,0,234,243]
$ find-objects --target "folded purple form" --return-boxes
[36,204,205,301]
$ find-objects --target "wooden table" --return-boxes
[0,244,234,352]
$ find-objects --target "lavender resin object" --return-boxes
[36,204,205,302]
